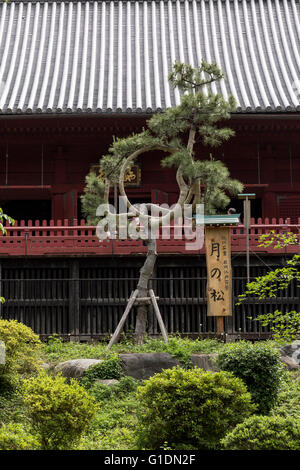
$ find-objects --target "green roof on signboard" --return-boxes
[195,214,241,226]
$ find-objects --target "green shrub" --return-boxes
[0,423,40,450]
[80,355,124,389]
[221,415,300,450]
[88,376,139,402]
[216,341,285,414]
[78,393,139,450]
[135,366,255,450]
[271,374,300,420]
[22,371,97,450]
[0,319,41,376]
[0,390,28,425]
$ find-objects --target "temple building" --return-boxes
[0,0,299,340]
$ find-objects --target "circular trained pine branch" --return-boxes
[102,145,191,231]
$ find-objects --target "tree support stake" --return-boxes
[107,289,168,349]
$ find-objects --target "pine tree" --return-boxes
[81,61,243,344]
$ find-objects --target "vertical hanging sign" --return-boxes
[205,226,232,317]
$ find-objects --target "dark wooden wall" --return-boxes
[0,254,298,341]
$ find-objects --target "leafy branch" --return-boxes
[0,207,14,303]
[257,230,298,250]
[237,232,300,343]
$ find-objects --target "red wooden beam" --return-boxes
[0,219,298,257]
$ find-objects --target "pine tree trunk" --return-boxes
[135,238,157,344]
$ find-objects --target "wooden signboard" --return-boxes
[91,164,141,187]
[205,226,232,317]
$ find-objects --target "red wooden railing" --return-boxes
[0,218,299,257]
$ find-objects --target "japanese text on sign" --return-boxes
[205,226,232,317]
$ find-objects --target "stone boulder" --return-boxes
[279,341,300,362]
[190,353,219,372]
[279,341,300,370]
[54,358,103,378]
[280,354,299,371]
[119,353,180,380]
[96,379,120,386]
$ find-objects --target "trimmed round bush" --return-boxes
[216,341,284,414]
[221,415,300,450]
[135,366,255,450]
[0,423,40,450]
[0,319,41,376]
[22,371,97,450]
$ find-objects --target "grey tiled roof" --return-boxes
[0,0,299,115]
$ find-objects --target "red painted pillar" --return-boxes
[64,190,78,223]
[263,191,277,219]
[52,194,64,221]
[260,143,277,219]
[55,146,67,184]
[52,147,77,223]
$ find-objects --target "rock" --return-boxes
[54,358,103,378]
[279,341,300,365]
[280,354,299,371]
[190,353,219,372]
[96,379,120,386]
[119,353,180,380]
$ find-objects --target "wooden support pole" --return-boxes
[149,289,168,344]
[107,289,138,350]
[217,316,224,335]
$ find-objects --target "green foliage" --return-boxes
[238,233,300,343]
[0,207,14,236]
[80,171,107,224]
[42,335,114,364]
[22,371,97,450]
[271,374,300,420]
[255,310,300,343]
[257,230,298,249]
[161,153,243,214]
[103,131,165,177]
[160,60,236,147]
[0,389,29,425]
[42,335,222,366]
[78,392,138,450]
[0,319,42,382]
[0,423,40,450]
[80,355,124,389]
[87,376,139,403]
[168,60,225,91]
[0,208,14,303]
[237,236,300,342]
[217,341,285,414]
[221,415,300,450]
[135,366,255,450]
[237,255,300,303]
